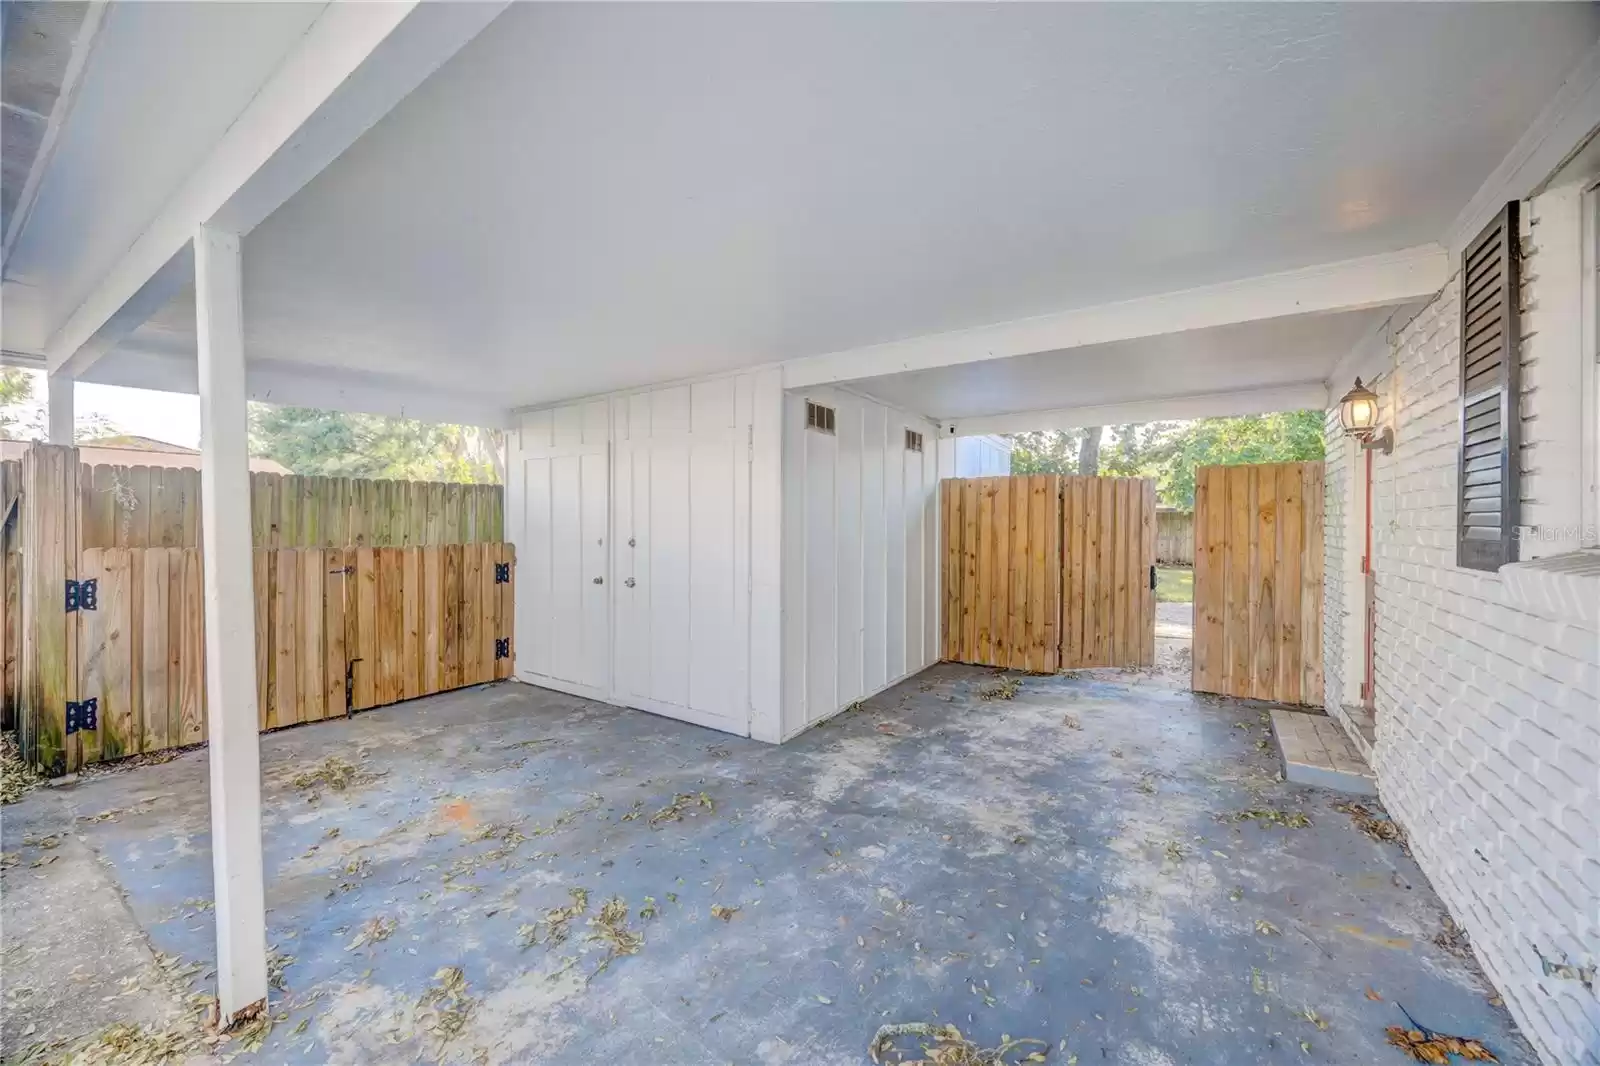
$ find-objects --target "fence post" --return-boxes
[19,443,80,775]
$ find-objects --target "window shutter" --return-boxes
[1457,201,1521,572]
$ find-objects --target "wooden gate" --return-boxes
[941,476,1062,672]
[65,544,516,768]
[1059,476,1156,669]
[940,474,1154,672]
[1192,461,1323,704]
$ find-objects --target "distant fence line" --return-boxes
[1156,509,1194,566]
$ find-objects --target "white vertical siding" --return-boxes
[782,387,941,737]
[504,371,785,740]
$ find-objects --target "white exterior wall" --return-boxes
[781,387,941,739]
[938,433,1013,477]
[505,369,785,741]
[1323,186,1600,1066]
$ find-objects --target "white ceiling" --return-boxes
[850,308,1384,423]
[65,2,1600,416]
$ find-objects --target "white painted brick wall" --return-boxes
[1322,412,1352,715]
[1325,240,1600,1065]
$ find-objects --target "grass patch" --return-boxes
[1156,566,1193,603]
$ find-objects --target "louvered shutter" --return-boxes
[1457,201,1520,572]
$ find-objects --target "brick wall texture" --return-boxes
[1324,249,1600,1064]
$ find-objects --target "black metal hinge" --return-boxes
[1149,565,1157,592]
[66,698,98,735]
[494,563,510,584]
[65,578,97,613]
[494,638,510,660]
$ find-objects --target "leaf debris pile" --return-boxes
[978,677,1021,702]
[1386,1026,1498,1063]
[586,896,643,974]
[289,756,379,802]
[647,791,715,828]
[1,732,42,805]
[1334,800,1407,847]
[870,1022,1048,1065]
[519,887,590,947]
[1224,807,1311,829]
[415,966,475,1045]
[346,915,397,950]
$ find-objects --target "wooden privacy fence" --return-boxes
[76,464,503,549]
[1155,509,1194,566]
[42,544,515,773]
[12,444,516,775]
[941,475,1062,672]
[1059,476,1155,670]
[1192,461,1323,705]
[940,475,1155,673]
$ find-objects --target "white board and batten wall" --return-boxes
[507,368,1009,743]
[506,370,784,739]
[780,387,949,739]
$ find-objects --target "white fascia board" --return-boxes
[780,245,1447,390]
[1446,37,1600,261]
[45,0,509,380]
[946,382,1331,438]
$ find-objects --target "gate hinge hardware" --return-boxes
[494,563,510,584]
[65,578,97,613]
[495,638,511,660]
[66,697,98,735]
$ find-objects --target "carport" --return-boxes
[3,3,1597,1062]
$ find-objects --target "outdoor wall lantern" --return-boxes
[1337,378,1393,454]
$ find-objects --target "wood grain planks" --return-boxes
[1191,462,1323,705]
[1057,476,1154,670]
[939,476,1063,672]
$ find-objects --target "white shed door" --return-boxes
[518,445,610,697]
[613,405,748,735]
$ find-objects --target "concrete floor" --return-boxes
[2,665,1532,1065]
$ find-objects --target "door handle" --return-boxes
[1149,565,1157,592]
[593,576,604,585]
[624,577,635,588]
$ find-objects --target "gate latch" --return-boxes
[65,578,98,613]
[1149,565,1157,592]
[66,697,98,735]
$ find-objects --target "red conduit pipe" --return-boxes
[1361,446,1375,708]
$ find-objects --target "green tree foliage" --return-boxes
[0,368,40,439]
[1007,409,1324,508]
[0,367,123,442]
[249,404,501,483]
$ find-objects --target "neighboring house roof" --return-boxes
[0,436,292,475]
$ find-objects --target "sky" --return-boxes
[19,368,202,447]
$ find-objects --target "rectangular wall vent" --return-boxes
[806,401,836,434]
[905,429,924,452]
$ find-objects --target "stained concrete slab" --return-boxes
[1,666,1534,1065]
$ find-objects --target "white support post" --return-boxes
[193,225,268,1024]
[46,372,74,444]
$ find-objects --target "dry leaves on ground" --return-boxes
[1333,800,1407,846]
[1225,808,1311,829]
[1386,1026,1498,1063]
[870,1022,1048,1065]
[978,677,1021,702]
[289,755,378,802]
[647,792,715,828]
[1,732,42,805]
[710,904,740,922]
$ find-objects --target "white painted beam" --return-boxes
[781,246,1448,390]
[945,382,1331,438]
[46,372,73,444]
[193,226,268,1026]
[45,0,508,380]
